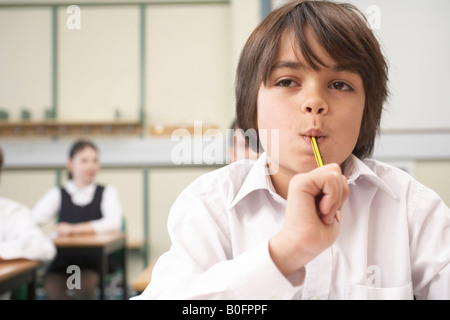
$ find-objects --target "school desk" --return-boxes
[0,259,40,299]
[132,259,157,294]
[53,231,127,300]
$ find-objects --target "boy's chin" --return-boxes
[268,159,317,176]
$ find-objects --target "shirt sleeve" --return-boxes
[0,199,56,261]
[90,184,123,234]
[409,182,450,300]
[132,188,300,300]
[31,186,61,226]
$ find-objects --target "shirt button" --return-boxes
[309,296,320,300]
[270,295,282,300]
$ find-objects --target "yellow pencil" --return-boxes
[310,136,324,167]
[310,136,340,223]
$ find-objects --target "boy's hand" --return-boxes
[269,163,349,276]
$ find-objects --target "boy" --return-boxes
[133,1,449,299]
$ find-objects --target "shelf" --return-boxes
[149,124,219,136]
[0,120,142,136]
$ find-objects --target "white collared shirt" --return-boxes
[31,181,123,234]
[0,196,56,261]
[133,153,450,300]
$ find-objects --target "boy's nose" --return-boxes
[304,105,326,114]
[300,90,328,115]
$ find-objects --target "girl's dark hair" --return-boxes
[69,140,98,159]
[236,0,389,159]
[67,140,98,179]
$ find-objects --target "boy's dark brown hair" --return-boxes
[0,147,3,174]
[235,0,388,159]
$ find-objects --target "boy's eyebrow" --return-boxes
[271,60,303,70]
[272,60,358,74]
[331,64,358,73]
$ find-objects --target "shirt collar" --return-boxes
[229,153,282,209]
[343,154,397,199]
[66,180,96,195]
[229,153,397,209]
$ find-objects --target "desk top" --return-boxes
[0,259,40,283]
[132,259,157,293]
[53,232,125,248]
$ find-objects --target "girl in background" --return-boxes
[32,139,123,300]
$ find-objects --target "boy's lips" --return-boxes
[300,129,325,145]
[305,128,324,137]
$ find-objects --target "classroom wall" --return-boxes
[0,0,262,283]
[0,3,235,127]
[415,161,450,206]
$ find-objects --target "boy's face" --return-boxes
[257,27,365,175]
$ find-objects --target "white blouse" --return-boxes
[133,153,450,300]
[31,181,123,234]
[0,196,56,261]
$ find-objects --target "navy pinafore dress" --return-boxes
[47,185,112,274]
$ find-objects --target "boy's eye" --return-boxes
[330,81,353,91]
[276,79,296,87]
